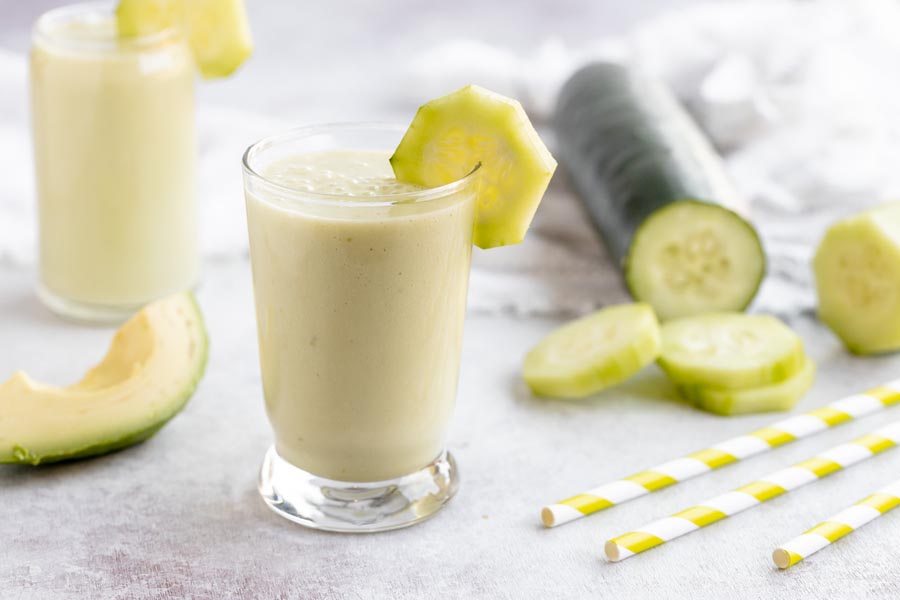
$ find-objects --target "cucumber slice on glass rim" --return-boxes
[659,312,805,390]
[678,358,815,416]
[116,0,253,78]
[523,303,661,399]
[390,85,557,249]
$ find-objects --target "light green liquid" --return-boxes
[246,149,475,482]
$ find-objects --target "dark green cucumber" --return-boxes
[554,63,766,320]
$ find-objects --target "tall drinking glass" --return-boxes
[30,2,198,322]
[243,124,477,531]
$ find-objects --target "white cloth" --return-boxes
[4,0,900,316]
[405,0,900,314]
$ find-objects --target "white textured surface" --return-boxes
[4,264,900,598]
[3,0,900,598]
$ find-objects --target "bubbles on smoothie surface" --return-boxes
[263,150,425,198]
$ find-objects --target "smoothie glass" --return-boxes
[243,124,478,532]
[31,3,198,322]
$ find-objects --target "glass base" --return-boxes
[36,283,149,324]
[257,445,459,532]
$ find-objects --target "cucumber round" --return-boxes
[625,200,765,321]
[523,303,660,399]
[659,313,805,389]
[390,85,557,249]
[678,358,815,416]
[814,203,900,355]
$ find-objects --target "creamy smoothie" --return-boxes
[245,148,476,482]
[31,5,198,319]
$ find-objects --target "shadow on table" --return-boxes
[510,367,690,412]
[0,448,121,483]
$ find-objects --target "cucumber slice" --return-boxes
[626,200,765,321]
[183,0,253,79]
[659,313,805,389]
[523,303,660,399]
[554,63,766,320]
[814,203,900,354]
[390,85,557,249]
[678,358,815,416]
[115,0,182,37]
[116,0,253,79]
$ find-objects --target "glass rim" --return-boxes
[241,122,481,209]
[33,2,182,53]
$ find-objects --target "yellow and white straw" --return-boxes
[773,479,900,569]
[542,381,900,527]
[604,420,900,562]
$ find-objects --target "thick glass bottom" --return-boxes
[36,282,152,324]
[257,445,459,533]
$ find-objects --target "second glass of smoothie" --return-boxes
[30,2,198,322]
[243,124,478,532]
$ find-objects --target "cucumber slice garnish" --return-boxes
[678,358,815,416]
[625,200,765,321]
[523,303,660,399]
[814,203,900,354]
[390,85,557,249]
[115,0,182,37]
[659,313,805,389]
[116,0,252,79]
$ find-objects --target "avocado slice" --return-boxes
[0,292,208,465]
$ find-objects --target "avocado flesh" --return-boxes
[0,292,208,465]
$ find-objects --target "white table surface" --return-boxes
[3,260,900,599]
[3,1,900,598]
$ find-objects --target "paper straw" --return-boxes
[604,420,900,562]
[542,381,900,528]
[773,480,900,569]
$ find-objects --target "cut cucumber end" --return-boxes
[679,358,815,416]
[814,204,900,355]
[391,85,557,249]
[523,303,661,399]
[625,200,765,321]
[658,312,805,390]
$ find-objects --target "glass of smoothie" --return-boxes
[30,2,198,322]
[243,124,478,532]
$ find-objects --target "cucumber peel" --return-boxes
[814,203,900,354]
[678,358,815,416]
[659,313,805,390]
[523,303,660,399]
[391,85,557,249]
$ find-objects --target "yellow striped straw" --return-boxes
[542,381,900,527]
[773,479,900,569]
[604,420,900,562]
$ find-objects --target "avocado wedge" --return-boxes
[0,292,208,465]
